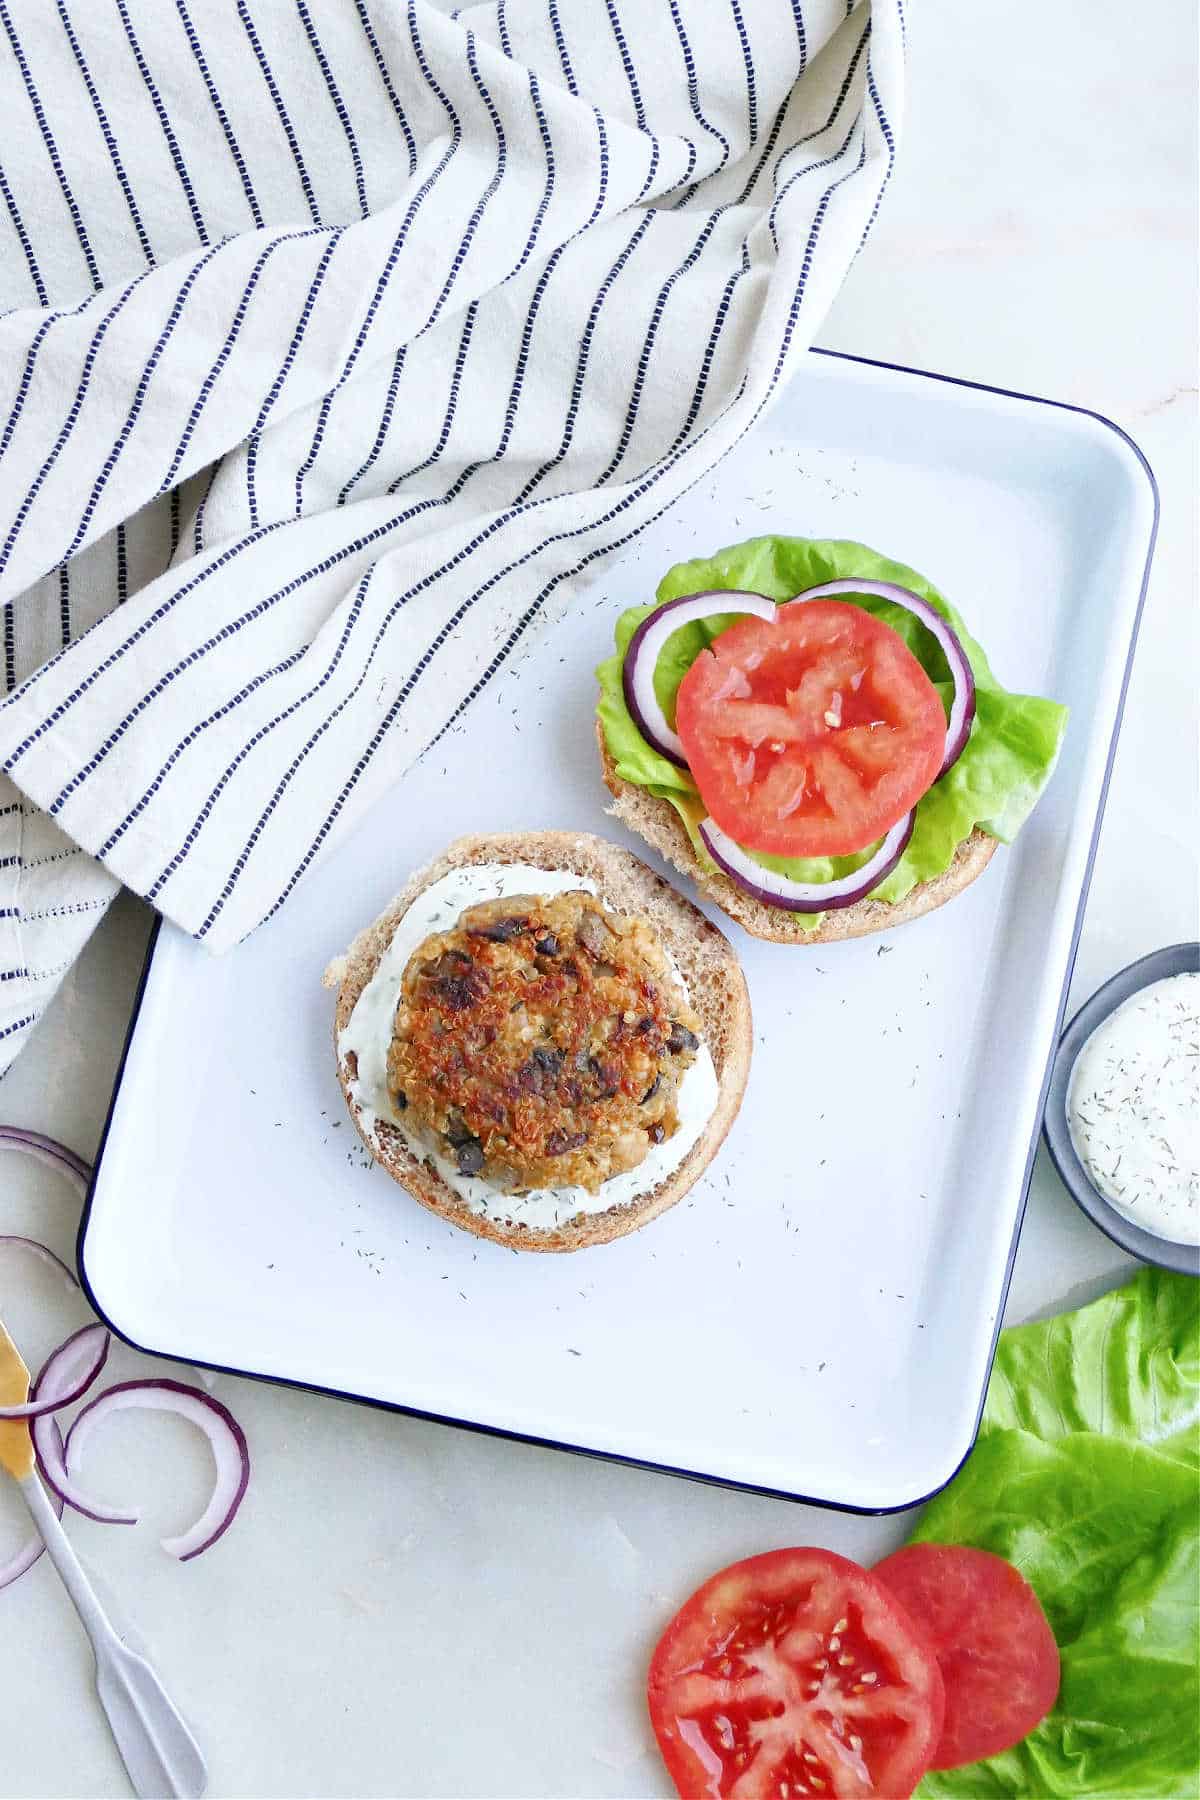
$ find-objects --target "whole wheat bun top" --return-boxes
[597,721,996,946]
[324,831,752,1253]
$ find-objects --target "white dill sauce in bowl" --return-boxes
[1067,972,1199,1247]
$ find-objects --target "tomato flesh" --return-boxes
[674,601,946,857]
[873,1545,1060,1770]
[647,1548,945,1799]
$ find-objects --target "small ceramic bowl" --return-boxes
[1043,941,1199,1276]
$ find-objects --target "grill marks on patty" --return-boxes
[385,890,702,1193]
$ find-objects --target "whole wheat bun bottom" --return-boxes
[324,831,752,1253]
[597,721,997,946]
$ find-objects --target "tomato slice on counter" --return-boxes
[647,1547,945,1799]
[873,1544,1060,1770]
[674,600,946,858]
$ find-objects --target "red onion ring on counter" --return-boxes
[784,578,976,773]
[1,1128,251,1572]
[0,1235,78,1290]
[0,1425,64,1593]
[699,812,916,913]
[30,1335,137,1525]
[0,1322,109,1422]
[622,590,777,766]
[0,1127,91,1200]
[65,1380,250,1561]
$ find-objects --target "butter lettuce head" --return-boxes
[595,537,1068,928]
[983,1265,1200,1466]
[913,1270,1200,1799]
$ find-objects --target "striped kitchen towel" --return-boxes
[0,0,902,1072]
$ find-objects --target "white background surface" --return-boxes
[1,2,1196,1794]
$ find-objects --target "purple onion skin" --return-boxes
[31,1333,136,1526]
[64,1378,251,1560]
[32,1408,137,1525]
[622,630,686,767]
[0,1322,109,1422]
[699,813,915,913]
[621,579,974,913]
[621,590,777,769]
[0,1127,92,1196]
[622,580,975,778]
[0,1235,78,1289]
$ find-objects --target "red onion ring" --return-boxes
[785,578,976,773]
[699,813,916,913]
[0,1126,91,1200]
[622,589,777,766]
[0,1425,64,1593]
[1,1127,251,1565]
[30,1337,137,1525]
[621,578,975,913]
[0,1235,78,1291]
[0,1322,109,1421]
[65,1379,250,1561]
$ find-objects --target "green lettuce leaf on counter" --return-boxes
[595,537,1068,928]
[983,1266,1200,1465]
[912,1270,1200,1799]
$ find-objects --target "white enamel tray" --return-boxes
[79,351,1156,1512]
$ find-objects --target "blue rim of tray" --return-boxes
[74,348,1161,1516]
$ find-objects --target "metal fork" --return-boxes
[2,1320,207,1798]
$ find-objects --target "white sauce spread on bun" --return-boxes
[338,863,719,1232]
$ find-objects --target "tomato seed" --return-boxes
[833,1617,848,1633]
[861,1672,878,1684]
[828,1635,841,1652]
[850,1735,863,1753]
[838,1654,854,1667]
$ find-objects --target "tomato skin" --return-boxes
[647,1547,945,1800]
[675,600,946,858]
[873,1544,1060,1770]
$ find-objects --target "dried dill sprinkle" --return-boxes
[1067,972,1199,1246]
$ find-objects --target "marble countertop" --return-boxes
[2,2,1195,1794]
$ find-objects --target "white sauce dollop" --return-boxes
[1067,971,1199,1246]
[338,862,719,1232]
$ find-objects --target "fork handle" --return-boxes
[19,1470,207,1800]
[20,1469,117,1651]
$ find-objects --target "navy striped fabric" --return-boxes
[0,0,902,1071]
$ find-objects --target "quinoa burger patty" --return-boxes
[324,832,753,1253]
[387,889,702,1194]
